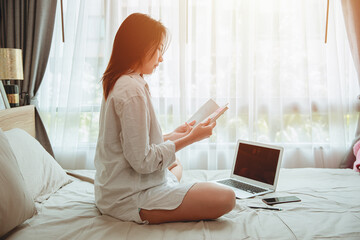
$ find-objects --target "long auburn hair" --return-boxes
[102,13,168,100]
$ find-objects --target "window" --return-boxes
[39,0,358,170]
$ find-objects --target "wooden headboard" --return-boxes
[0,105,36,138]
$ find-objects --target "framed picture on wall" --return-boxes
[0,80,10,110]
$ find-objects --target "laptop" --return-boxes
[215,140,284,199]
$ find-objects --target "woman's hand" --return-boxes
[188,118,216,143]
[164,120,196,141]
[173,118,216,152]
[174,120,195,135]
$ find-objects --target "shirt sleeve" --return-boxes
[117,95,176,174]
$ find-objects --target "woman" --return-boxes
[94,13,235,224]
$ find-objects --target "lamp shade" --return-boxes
[0,48,24,80]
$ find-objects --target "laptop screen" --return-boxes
[233,142,281,185]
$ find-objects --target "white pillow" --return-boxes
[4,128,72,202]
[0,129,36,237]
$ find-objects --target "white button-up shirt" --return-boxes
[94,74,193,223]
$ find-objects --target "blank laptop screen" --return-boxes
[233,142,281,185]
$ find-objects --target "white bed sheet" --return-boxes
[5,168,360,240]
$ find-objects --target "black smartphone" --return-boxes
[262,196,301,205]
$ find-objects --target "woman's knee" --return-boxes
[217,188,236,213]
[169,159,183,182]
[195,182,236,214]
[225,188,236,212]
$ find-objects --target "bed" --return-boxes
[1,106,360,240]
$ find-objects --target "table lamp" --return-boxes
[0,48,24,107]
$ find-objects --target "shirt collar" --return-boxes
[129,73,150,93]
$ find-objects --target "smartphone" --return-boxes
[262,196,301,205]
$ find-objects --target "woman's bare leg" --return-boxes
[139,182,235,224]
[168,158,183,182]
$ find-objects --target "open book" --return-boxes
[187,99,229,126]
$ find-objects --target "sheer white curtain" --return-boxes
[181,0,358,169]
[39,0,182,169]
[38,0,358,170]
[38,0,104,169]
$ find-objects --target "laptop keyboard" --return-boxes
[217,179,267,194]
